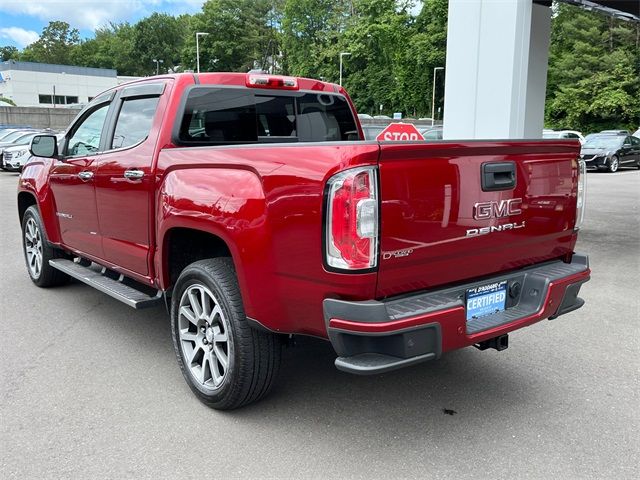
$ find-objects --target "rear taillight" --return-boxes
[325,167,378,270]
[575,159,586,229]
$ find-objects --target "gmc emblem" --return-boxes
[473,199,523,220]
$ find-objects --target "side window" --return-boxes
[567,133,578,139]
[66,104,109,157]
[111,96,160,149]
[630,136,640,146]
[623,136,632,146]
[179,88,257,144]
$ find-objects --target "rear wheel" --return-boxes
[22,206,69,287]
[171,258,281,410]
[607,155,619,173]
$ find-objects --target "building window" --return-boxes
[88,97,94,102]
[66,96,79,104]
[53,95,65,105]
[39,94,53,104]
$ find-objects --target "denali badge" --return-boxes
[466,221,526,237]
[473,199,522,220]
[382,249,414,260]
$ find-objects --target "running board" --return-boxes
[49,259,163,309]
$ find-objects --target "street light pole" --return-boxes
[196,32,209,74]
[152,59,164,76]
[339,52,351,86]
[431,66,444,126]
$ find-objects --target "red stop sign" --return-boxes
[376,123,423,142]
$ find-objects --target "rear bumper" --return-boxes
[323,254,590,374]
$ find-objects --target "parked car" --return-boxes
[0,129,38,144]
[420,125,443,140]
[0,126,33,139]
[2,145,31,172]
[600,129,629,135]
[543,129,585,144]
[2,133,64,172]
[580,133,640,172]
[19,72,590,409]
[0,129,29,141]
[0,131,42,169]
[361,125,385,140]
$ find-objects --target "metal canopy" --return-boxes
[557,0,640,22]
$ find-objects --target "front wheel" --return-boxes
[608,155,619,173]
[22,206,69,287]
[171,258,282,410]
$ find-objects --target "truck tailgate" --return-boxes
[376,140,581,298]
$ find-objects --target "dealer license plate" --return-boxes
[466,281,507,321]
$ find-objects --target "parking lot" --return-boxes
[0,169,638,479]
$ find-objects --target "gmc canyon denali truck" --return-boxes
[18,73,590,409]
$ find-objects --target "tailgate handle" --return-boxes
[481,162,516,191]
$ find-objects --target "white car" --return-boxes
[1,143,31,172]
[633,128,639,138]
[543,129,585,144]
[1,132,63,172]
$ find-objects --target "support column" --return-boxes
[442,0,552,140]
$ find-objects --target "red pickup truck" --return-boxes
[18,73,590,409]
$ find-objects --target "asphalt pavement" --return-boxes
[1,169,638,479]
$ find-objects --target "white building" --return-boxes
[0,61,139,108]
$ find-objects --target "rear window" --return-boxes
[177,87,359,145]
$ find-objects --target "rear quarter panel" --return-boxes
[156,143,380,336]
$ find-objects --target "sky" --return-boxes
[0,0,206,48]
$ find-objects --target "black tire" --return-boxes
[607,155,619,173]
[171,258,281,410]
[21,206,70,287]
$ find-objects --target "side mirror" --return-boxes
[30,135,59,159]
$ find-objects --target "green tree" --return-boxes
[180,0,277,73]
[546,4,640,132]
[337,0,415,116]
[134,13,185,75]
[396,0,448,118]
[281,0,346,78]
[71,23,139,75]
[21,21,80,65]
[0,46,19,61]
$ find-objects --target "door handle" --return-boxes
[124,169,144,180]
[481,162,517,191]
[78,171,94,181]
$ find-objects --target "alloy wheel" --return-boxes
[24,217,43,279]
[178,284,231,391]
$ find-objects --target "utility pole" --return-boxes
[431,67,444,126]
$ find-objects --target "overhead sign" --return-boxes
[376,123,422,142]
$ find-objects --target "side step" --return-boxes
[49,259,163,309]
